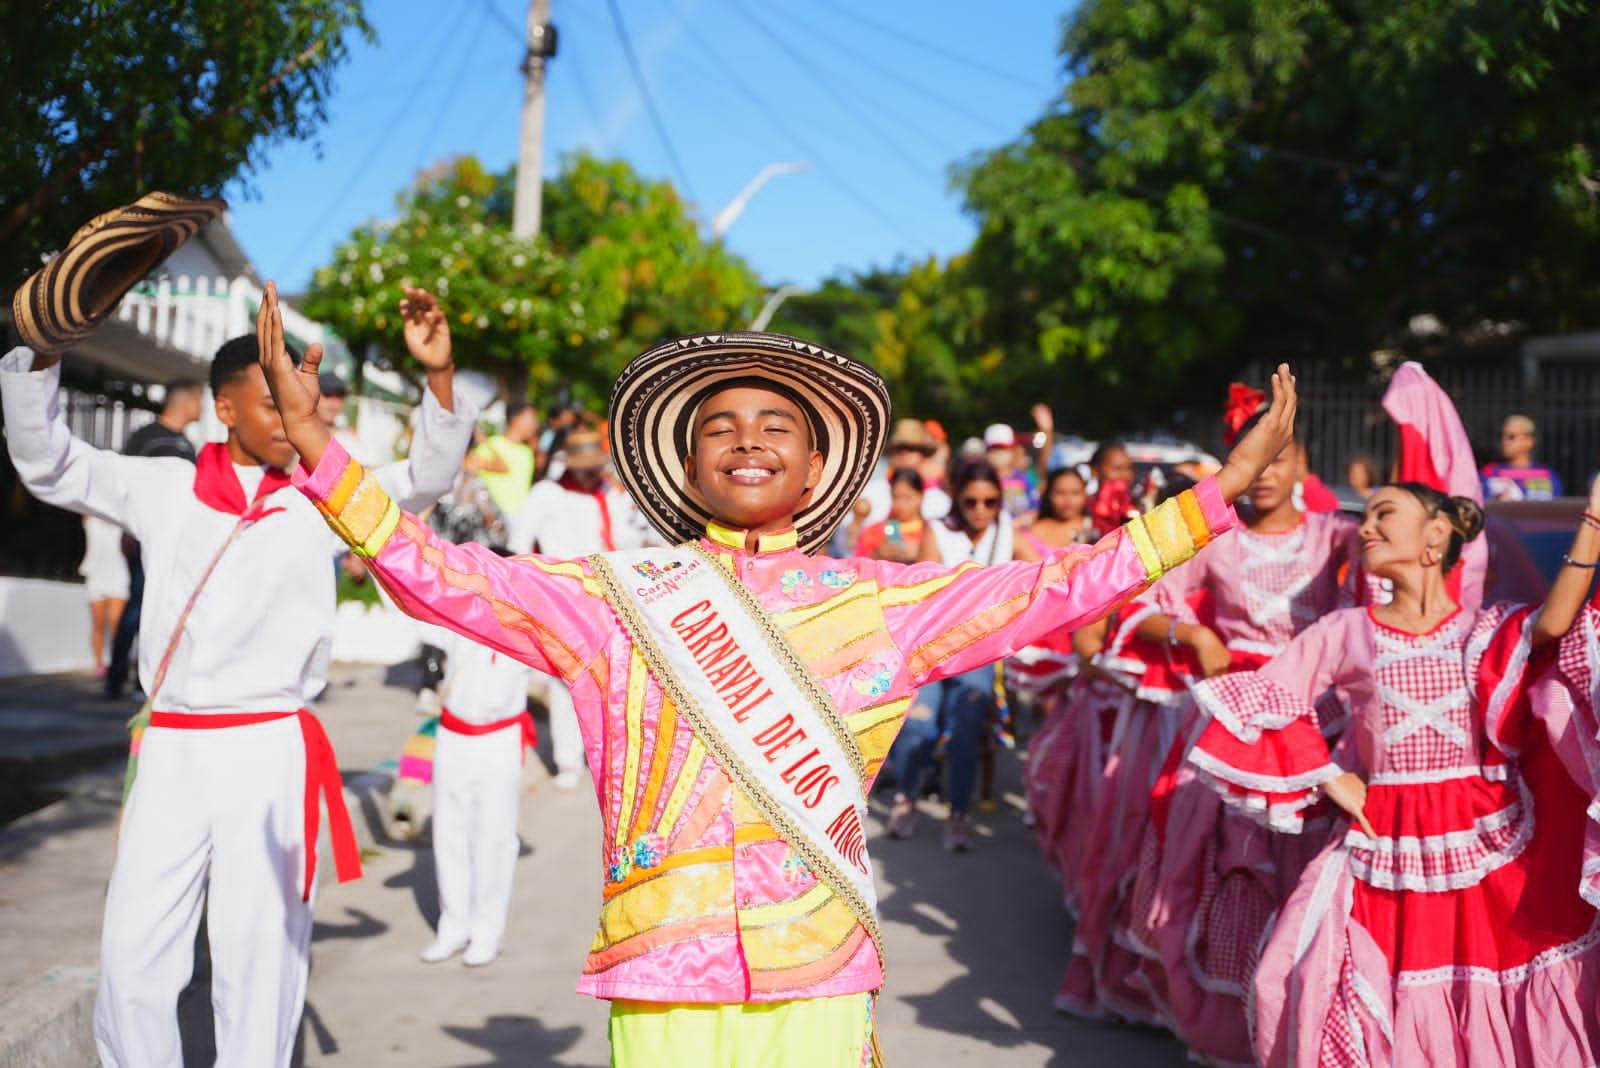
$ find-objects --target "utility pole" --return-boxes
[513,0,556,239]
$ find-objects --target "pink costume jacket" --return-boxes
[300,440,1235,1004]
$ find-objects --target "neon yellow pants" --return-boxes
[608,993,872,1068]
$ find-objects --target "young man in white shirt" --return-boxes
[2,277,474,1067]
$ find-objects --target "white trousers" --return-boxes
[544,678,585,775]
[96,718,315,1068]
[431,723,523,950]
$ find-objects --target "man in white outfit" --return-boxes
[2,213,473,1065]
[509,428,647,788]
[422,615,536,967]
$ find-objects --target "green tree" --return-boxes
[959,0,1600,430]
[302,153,762,406]
[0,1,370,287]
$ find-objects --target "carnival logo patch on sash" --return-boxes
[631,557,702,605]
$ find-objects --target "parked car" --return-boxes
[1046,434,1222,489]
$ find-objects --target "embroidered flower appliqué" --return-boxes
[607,844,633,884]
[782,852,812,884]
[631,834,666,871]
[819,568,856,589]
[780,569,813,597]
[852,669,893,698]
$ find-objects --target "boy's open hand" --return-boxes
[1215,363,1297,503]
[400,287,452,371]
[257,281,332,469]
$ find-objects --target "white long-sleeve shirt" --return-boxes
[507,478,649,557]
[1,347,476,714]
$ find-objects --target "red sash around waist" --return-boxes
[148,709,362,901]
[440,707,538,751]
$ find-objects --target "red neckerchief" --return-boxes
[558,471,615,551]
[194,442,291,519]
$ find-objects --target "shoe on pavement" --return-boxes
[553,770,581,791]
[420,936,469,963]
[943,814,975,854]
[463,940,501,967]
[886,797,918,840]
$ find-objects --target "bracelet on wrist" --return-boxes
[1561,554,1600,570]
[1582,512,1600,531]
[1167,618,1180,647]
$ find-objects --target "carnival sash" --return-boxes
[590,545,883,965]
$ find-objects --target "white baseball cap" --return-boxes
[983,423,1017,448]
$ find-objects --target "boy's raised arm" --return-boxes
[258,284,613,679]
[368,287,478,512]
[0,347,164,537]
[889,366,1297,685]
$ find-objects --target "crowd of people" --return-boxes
[14,191,1600,1068]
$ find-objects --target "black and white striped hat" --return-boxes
[609,332,891,555]
[12,191,226,353]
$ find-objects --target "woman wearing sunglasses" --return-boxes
[885,461,1013,853]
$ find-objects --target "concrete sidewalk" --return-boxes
[0,664,1191,1067]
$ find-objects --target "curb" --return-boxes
[0,965,97,1068]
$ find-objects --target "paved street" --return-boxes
[1,664,1191,1067]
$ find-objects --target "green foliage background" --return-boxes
[0,1,370,287]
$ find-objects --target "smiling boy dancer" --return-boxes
[0,196,476,1067]
[258,283,1297,1066]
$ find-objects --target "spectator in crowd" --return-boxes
[1482,413,1563,500]
[104,378,204,699]
[1087,440,1134,494]
[1086,442,1140,536]
[859,418,952,530]
[856,469,938,562]
[80,515,130,678]
[984,423,1039,517]
[891,461,1016,853]
[1345,453,1379,498]
[1015,468,1095,559]
[468,399,540,517]
[315,371,377,465]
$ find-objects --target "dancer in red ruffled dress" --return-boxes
[1051,592,1204,1023]
[1116,387,1362,1063]
[1189,477,1600,1067]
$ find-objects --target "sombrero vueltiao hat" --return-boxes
[610,332,891,555]
[12,191,226,353]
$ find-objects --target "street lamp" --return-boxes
[750,284,808,331]
[712,161,811,238]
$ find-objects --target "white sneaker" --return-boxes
[419,936,468,964]
[553,770,580,791]
[463,940,501,967]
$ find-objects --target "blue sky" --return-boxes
[225,0,1067,292]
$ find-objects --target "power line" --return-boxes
[602,0,698,202]
[731,1,942,182]
[759,3,1015,140]
[278,15,477,285]
[413,3,490,172]
[660,0,932,253]
[477,0,524,44]
[808,0,1056,96]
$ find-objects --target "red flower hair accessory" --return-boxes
[1221,383,1266,447]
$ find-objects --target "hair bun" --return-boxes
[1447,496,1485,543]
